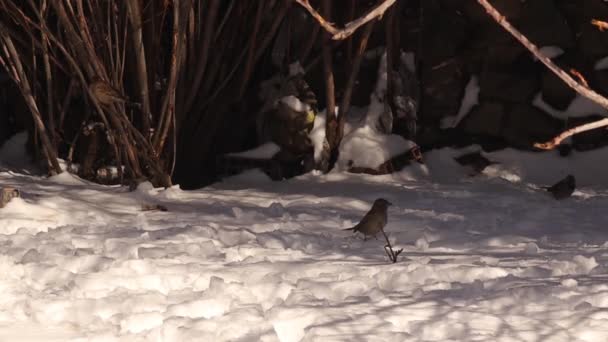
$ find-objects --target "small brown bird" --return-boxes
[544,174,576,200]
[344,198,392,240]
[89,77,138,108]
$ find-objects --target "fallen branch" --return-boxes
[295,0,396,40]
[476,0,608,150]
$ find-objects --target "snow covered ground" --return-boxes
[2,143,608,341]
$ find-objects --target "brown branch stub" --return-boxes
[591,19,608,32]
[295,0,338,36]
[382,230,402,263]
[569,68,589,88]
[295,0,397,40]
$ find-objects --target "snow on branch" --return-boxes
[476,0,608,150]
[295,0,397,40]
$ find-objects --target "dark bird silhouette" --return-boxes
[344,198,392,240]
[544,174,575,200]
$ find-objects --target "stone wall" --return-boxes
[415,0,608,152]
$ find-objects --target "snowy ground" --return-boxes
[2,145,608,341]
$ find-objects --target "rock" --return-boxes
[502,104,563,149]
[563,0,608,61]
[479,70,539,103]
[519,0,575,49]
[592,68,608,99]
[421,59,467,124]
[421,2,468,64]
[541,55,578,110]
[0,187,20,208]
[458,101,507,138]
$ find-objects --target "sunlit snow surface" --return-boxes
[2,146,608,341]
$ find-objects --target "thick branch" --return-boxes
[295,0,396,40]
[321,0,336,155]
[125,0,152,138]
[476,0,608,149]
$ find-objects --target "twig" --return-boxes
[381,230,402,263]
[295,0,397,40]
[591,19,608,32]
[569,68,589,88]
[476,0,608,150]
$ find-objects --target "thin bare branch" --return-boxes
[535,118,608,150]
[0,22,61,174]
[295,0,396,40]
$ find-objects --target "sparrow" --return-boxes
[89,77,139,108]
[544,174,575,200]
[344,198,392,240]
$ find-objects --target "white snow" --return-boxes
[338,127,416,169]
[279,95,310,113]
[537,46,565,60]
[441,75,480,128]
[402,51,416,73]
[2,134,608,341]
[595,56,608,70]
[333,51,417,169]
[226,142,280,159]
[308,107,330,163]
[288,62,305,76]
[534,92,608,119]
